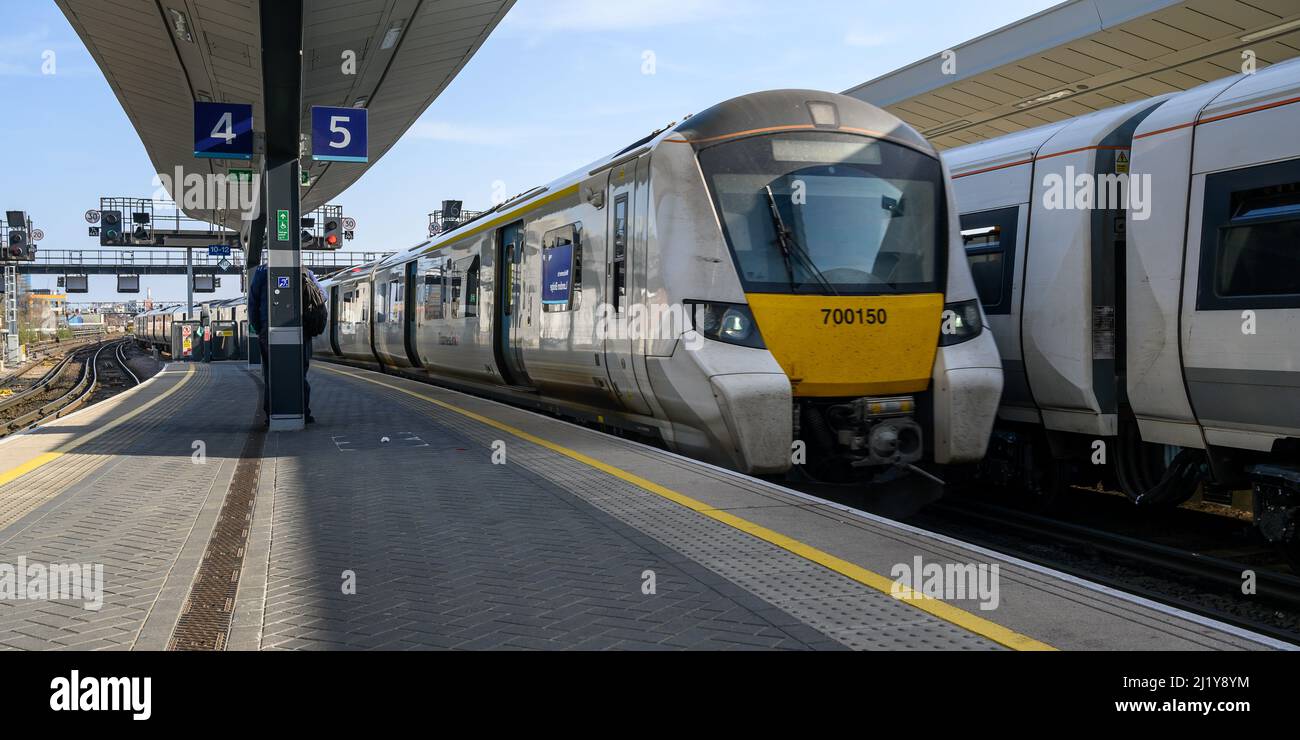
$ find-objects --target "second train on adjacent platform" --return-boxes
[945,57,1300,554]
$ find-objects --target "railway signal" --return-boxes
[100,210,125,246]
[300,216,317,248]
[131,211,152,244]
[323,216,342,249]
[7,229,28,260]
[3,210,37,261]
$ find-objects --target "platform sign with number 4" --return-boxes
[311,106,368,163]
[194,102,254,160]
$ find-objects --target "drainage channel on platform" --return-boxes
[168,426,267,651]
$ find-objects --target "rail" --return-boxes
[0,340,133,437]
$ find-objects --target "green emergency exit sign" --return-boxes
[276,209,290,241]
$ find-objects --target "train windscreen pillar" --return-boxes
[260,0,306,431]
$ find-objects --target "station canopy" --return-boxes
[845,0,1300,149]
[56,0,515,228]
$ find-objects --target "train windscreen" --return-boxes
[698,131,946,295]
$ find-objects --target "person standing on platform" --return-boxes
[248,263,327,427]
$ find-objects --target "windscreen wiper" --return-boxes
[764,185,799,292]
[764,186,837,295]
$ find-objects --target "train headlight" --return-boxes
[938,299,984,347]
[688,301,766,349]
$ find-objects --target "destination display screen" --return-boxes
[771,138,882,165]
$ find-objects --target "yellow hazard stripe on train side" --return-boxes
[322,364,1057,651]
[0,364,196,488]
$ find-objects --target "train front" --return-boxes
[667,90,1002,482]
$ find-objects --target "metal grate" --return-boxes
[168,426,266,650]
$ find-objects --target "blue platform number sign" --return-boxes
[208,244,231,257]
[542,243,575,306]
[194,102,254,160]
[311,106,368,163]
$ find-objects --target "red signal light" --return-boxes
[326,234,339,246]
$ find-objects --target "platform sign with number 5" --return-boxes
[194,102,254,160]
[311,106,368,163]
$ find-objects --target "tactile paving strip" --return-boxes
[363,376,1001,651]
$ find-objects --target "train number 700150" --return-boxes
[821,308,888,326]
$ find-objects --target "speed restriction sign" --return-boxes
[342,217,356,231]
[31,229,44,242]
[85,210,101,224]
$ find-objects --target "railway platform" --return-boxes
[0,361,1290,651]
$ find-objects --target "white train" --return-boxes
[946,58,1300,553]
[313,89,1003,483]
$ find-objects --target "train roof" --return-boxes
[674,89,936,155]
[945,56,1300,175]
[324,89,927,285]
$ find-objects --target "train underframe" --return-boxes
[792,394,928,484]
[972,410,1300,568]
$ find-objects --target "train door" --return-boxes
[494,221,531,387]
[403,261,422,367]
[960,205,1032,418]
[329,285,341,356]
[604,166,652,415]
[1182,158,1300,451]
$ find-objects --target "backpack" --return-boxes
[301,270,327,338]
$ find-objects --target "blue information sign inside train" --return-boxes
[194,102,254,160]
[542,243,574,305]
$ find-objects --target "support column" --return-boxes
[260,0,305,431]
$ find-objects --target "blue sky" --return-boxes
[0,0,1058,302]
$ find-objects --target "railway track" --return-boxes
[0,337,101,391]
[911,496,1300,644]
[0,339,137,440]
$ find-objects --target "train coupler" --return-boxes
[1250,464,1300,545]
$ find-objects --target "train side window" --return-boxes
[448,260,462,316]
[438,258,449,316]
[464,256,480,318]
[960,206,1019,315]
[1198,160,1300,311]
[541,224,582,313]
[419,257,443,321]
[612,196,628,313]
[389,280,398,324]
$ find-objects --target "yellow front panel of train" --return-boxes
[746,293,944,398]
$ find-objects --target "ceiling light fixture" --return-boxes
[1015,89,1075,109]
[380,20,406,50]
[168,8,194,43]
[1240,18,1300,44]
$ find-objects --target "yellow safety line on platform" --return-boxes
[0,365,196,488]
[322,365,1056,651]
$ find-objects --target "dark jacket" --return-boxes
[248,264,323,336]
[248,264,269,336]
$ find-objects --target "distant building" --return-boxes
[22,291,67,336]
